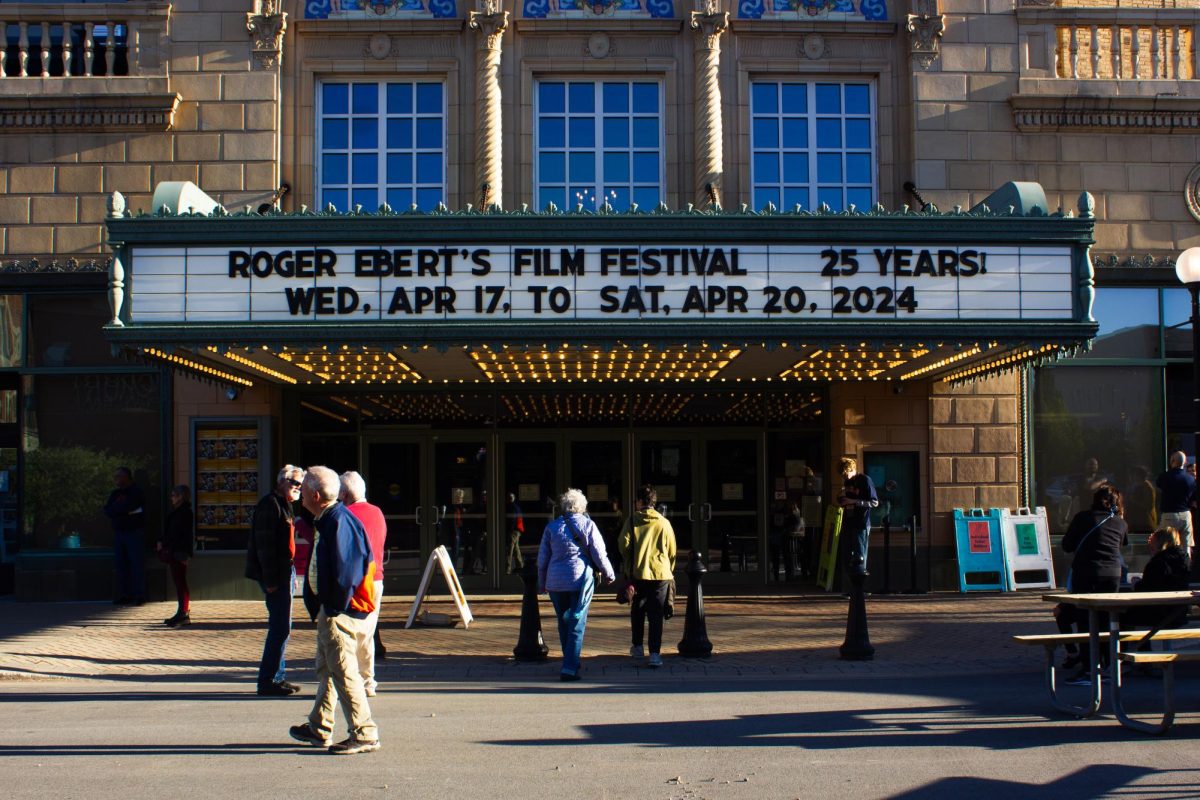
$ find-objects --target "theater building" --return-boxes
[0,0,1195,599]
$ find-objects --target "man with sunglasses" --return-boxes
[246,465,306,696]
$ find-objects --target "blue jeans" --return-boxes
[841,520,871,577]
[257,568,294,688]
[549,571,595,676]
[113,529,145,601]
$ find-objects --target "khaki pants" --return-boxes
[355,580,384,693]
[308,610,379,743]
[1159,510,1194,553]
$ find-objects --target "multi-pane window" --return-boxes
[750,81,875,213]
[535,80,662,212]
[317,81,445,213]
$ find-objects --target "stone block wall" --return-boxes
[172,373,280,489]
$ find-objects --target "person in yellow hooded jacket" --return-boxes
[618,484,677,668]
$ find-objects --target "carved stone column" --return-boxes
[469,5,509,209]
[691,4,729,209]
[907,0,945,70]
[246,0,287,70]
[106,192,127,327]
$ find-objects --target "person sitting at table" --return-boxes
[1059,483,1129,684]
[1122,526,1192,632]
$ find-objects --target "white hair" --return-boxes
[304,465,341,502]
[559,488,588,515]
[276,464,304,485]
[1170,451,1187,469]
[340,470,366,503]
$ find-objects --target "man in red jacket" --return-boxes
[340,470,388,697]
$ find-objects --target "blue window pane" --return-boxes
[387,83,413,114]
[751,82,777,114]
[539,82,565,114]
[322,119,348,150]
[847,187,873,210]
[845,119,871,149]
[539,186,566,211]
[632,186,659,210]
[416,154,441,184]
[603,117,629,148]
[416,118,442,149]
[781,84,807,113]
[753,187,779,211]
[322,153,347,184]
[387,153,412,184]
[632,118,658,148]
[415,187,442,211]
[817,153,842,183]
[609,187,631,209]
[352,84,378,114]
[782,186,808,210]
[604,152,630,183]
[846,153,872,184]
[752,118,778,149]
[1163,287,1192,328]
[817,186,843,211]
[844,84,870,115]
[816,119,841,148]
[783,153,808,183]
[352,153,378,184]
[1093,288,1158,338]
[387,118,412,150]
[632,83,657,114]
[754,152,780,183]
[632,152,659,183]
[539,152,565,184]
[568,117,595,148]
[782,118,808,148]
[602,82,628,114]
[322,188,347,211]
[570,186,596,206]
[569,152,595,183]
[569,83,594,113]
[415,84,441,114]
[539,117,565,148]
[322,83,348,115]
[352,187,377,210]
[352,118,377,149]
[815,84,840,114]
[386,187,413,210]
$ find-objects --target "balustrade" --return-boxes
[1,18,135,78]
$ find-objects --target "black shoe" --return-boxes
[164,614,191,627]
[276,680,301,693]
[559,672,581,682]
[257,683,297,697]
[1060,654,1083,671]
[288,723,331,747]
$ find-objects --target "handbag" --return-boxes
[615,577,636,604]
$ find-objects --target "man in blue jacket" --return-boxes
[288,466,381,755]
[104,466,146,605]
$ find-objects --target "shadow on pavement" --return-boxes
[0,742,305,757]
[885,765,1192,800]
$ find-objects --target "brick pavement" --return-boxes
[0,591,1055,683]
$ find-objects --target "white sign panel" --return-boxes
[128,243,1075,323]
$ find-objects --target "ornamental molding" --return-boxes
[690,10,730,49]
[1011,95,1200,132]
[0,257,110,274]
[1093,253,1176,269]
[468,8,509,50]
[1186,164,1200,223]
[247,0,288,70]
[906,0,944,70]
[0,93,179,132]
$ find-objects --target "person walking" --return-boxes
[618,484,676,668]
[246,465,304,697]
[1156,451,1195,557]
[289,466,381,755]
[340,470,387,697]
[104,466,146,605]
[505,492,525,574]
[158,484,194,627]
[837,457,878,577]
[537,488,615,681]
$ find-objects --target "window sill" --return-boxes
[0,80,178,132]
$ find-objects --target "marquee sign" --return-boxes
[129,242,1075,324]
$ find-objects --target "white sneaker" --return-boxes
[648,653,663,668]
[629,645,644,659]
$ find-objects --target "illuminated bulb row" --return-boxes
[142,347,253,387]
[207,347,297,385]
[941,344,1060,384]
[898,343,995,381]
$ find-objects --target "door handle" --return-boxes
[687,503,695,522]
[415,506,423,526]
[701,503,712,522]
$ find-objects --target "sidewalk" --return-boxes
[0,591,1054,683]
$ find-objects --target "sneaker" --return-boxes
[648,653,663,668]
[629,645,645,659]
[1063,672,1092,687]
[277,680,301,693]
[289,723,331,747]
[257,683,296,697]
[164,614,191,628]
[329,737,381,755]
[365,684,377,698]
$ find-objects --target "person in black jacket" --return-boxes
[158,485,194,627]
[104,466,147,605]
[1122,527,1192,630]
[246,465,305,697]
[1060,483,1129,684]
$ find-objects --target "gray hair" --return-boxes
[304,465,341,502]
[559,488,588,515]
[1170,451,1187,469]
[276,464,304,485]
[340,470,366,503]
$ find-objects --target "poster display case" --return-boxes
[192,418,270,551]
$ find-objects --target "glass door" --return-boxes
[704,437,761,580]
[569,437,627,572]
[637,436,696,569]
[365,439,426,579]
[432,438,491,586]
[502,439,558,578]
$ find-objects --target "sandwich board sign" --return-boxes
[816,505,843,591]
[405,545,474,629]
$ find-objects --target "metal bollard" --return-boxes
[512,559,548,662]
[677,551,713,658]
[839,568,875,661]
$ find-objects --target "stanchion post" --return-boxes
[512,559,548,662]
[839,567,875,661]
[677,551,713,658]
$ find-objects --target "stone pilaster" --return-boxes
[469,6,509,209]
[690,4,729,209]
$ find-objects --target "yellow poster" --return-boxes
[816,505,843,591]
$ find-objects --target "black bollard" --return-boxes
[512,559,548,662]
[677,551,713,658]
[839,568,875,661]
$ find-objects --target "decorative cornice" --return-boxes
[907,0,945,70]
[0,93,179,132]
[1093,253,1176,269]
[0,257,110,274]
[1011,94,1200,132]
[247,0,288,70]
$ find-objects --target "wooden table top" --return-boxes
[1042,591,1199,608]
